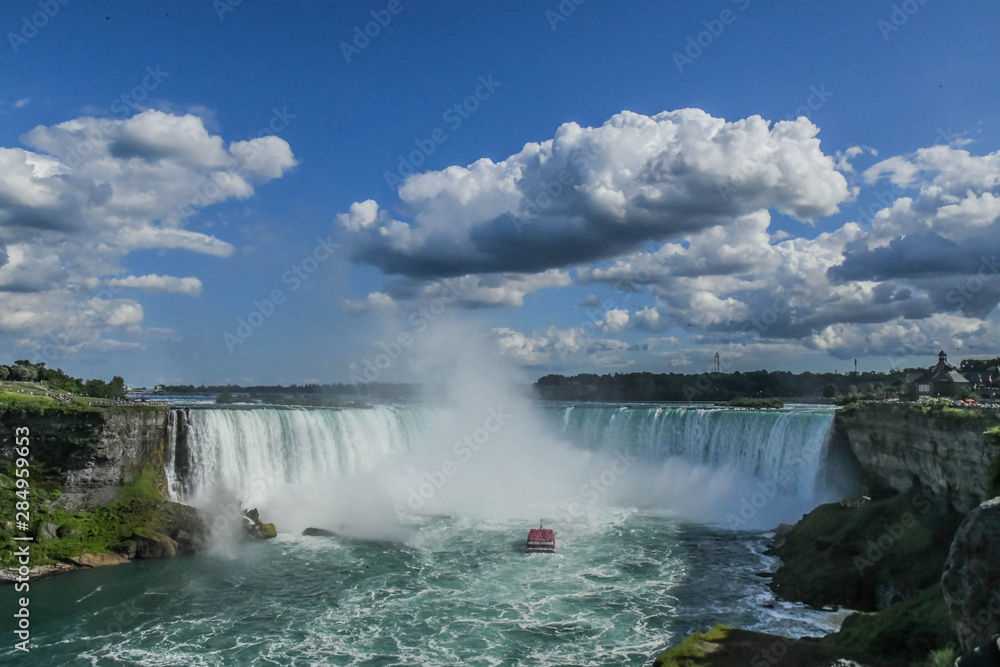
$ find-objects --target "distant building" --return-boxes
[964,367,1000,399]
[905,351,971,399]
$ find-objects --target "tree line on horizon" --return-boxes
[161,381,440,400]
[532,370,907,402]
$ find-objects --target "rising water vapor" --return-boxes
[169,322,846,537]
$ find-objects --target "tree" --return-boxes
[84,379,110,398]
[216,388,239,404]
[109,376,126,399]
[9,363,37,382]
[0,365,8,381]
[823,383,838,398]
[37,367,84,394]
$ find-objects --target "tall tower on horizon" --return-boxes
[714,352,720,373]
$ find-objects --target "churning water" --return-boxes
[5,403,848,666]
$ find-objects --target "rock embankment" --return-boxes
[832,404,1000,512]
[942,497,1000,650]
[0,406,171,508]
[654,403,1000,667]
[651,626,875,667]
[766,490,962,612]
[0,496,209,581]
[0,405,215,580]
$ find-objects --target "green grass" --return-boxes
[0,390,163,415]
[117,467,166,503]
[0,391,65,411]
[837,400,1000,427]
[0,380,143,413]
[836,401,862,415]
[907,399,985,421]
[0,386,105,413]
[653,626,730,667]
[0,463,171,568]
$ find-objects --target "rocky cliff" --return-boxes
[831,404,1000,513]
[0,406,217,577]
[0,406,170,508]
[942,497,1000,649]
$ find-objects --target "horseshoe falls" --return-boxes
[167,403,839,531]
[21,403,848,667]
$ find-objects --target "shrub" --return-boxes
[927,646,958,667]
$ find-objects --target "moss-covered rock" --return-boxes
[653,625,730,667]
[0,463,207,571]
[767,490,963,611]
[133,532,178,559]
[822,585,957,665]
[653,626,878,667]
[984,427,1000,499]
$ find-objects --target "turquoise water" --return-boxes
[4,511,843,666]
[2,404,846,665]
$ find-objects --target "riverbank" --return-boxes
[653,626,876,667]
[653,494,963,666]
[0,462,208,579]
[0,402,209,579]
[652,402,1000,666]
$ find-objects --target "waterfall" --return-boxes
[552,405,835,499]
[168,403,838,525]
[168,405,436,505]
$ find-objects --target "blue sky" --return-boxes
[2,0,1000,386]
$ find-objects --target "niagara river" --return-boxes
[3,402,850,666]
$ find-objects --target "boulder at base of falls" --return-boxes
[302,527,337,537]
[242,508,277,540]
[65,553,130,568]
[132,532,178,559]
[942,496,1000,650]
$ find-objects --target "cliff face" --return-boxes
[832,404,1000,513]
[942,497,1000,650]
[0,407,169,507]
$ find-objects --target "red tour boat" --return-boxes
[526,520,555,553]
